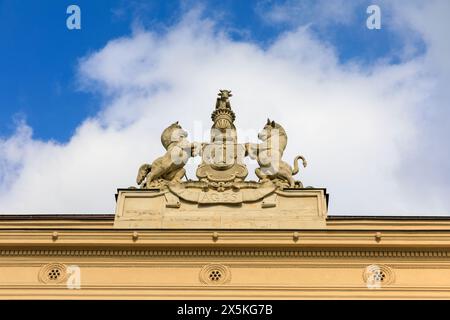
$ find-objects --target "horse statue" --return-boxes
[136,122,200,188]
[246,119,307,187]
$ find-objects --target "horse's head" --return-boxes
[258,119,286,142]
[161,121,188,150]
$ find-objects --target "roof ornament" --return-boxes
[116,89,326,229]
[136,90,307,191]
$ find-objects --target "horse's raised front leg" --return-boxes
[165,167,186,183]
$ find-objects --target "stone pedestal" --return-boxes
[113,186,328,229]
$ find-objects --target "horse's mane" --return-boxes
[273,123,287,138]
[266,122,288,153]
[161,122,181,150]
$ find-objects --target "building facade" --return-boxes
[1,214,450,299]
[2,91,448,299]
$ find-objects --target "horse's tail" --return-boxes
[136,163,152,185]
[292,156,307,176]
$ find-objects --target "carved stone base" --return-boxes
[113,185,328,229]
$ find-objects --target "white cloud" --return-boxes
[0,3,449,215]
[257,0,363,27]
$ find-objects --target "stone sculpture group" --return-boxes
[136,90,307,191]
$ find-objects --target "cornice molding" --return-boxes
[1,248,450,258]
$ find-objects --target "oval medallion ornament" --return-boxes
[363,264,395,288]
[199,264,231,285]
[38,263,67,284]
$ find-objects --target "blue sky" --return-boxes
[0,0,412,142]
[0,0,180,141]
[0,0,448,214]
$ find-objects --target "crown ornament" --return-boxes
[211,90,236,130]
